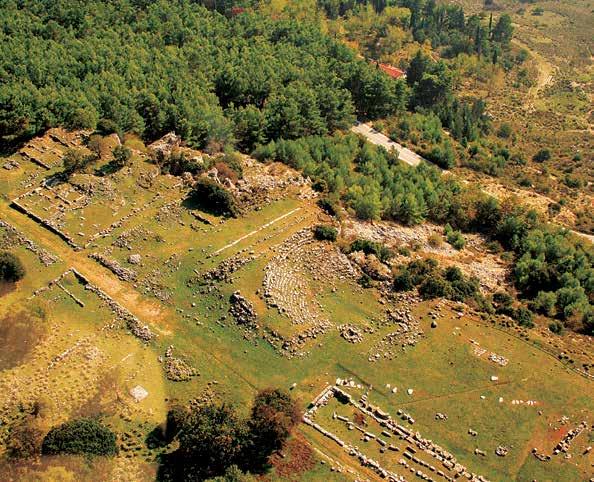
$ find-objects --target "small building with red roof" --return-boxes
[378,63,406,80]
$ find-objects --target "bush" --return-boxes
[189,178,239,217]
[496,123,512,139]
[531,291,557,316]
[418,276,452,299]
[95,118,120,136]
[317,198,338,216]
[514,306,534,328]
[533,148,551,162]
[548,321,563,335]
[358,273,372,288]
[62,148,97,176]
[314,225,337,242]
[8,418,44,459]
[41,418,117,456]
[444,224,465,250]
[0,252,25,282]
[349,239,393,263]
[393,269,413,291]
[111,145,132,169]
[427,233,442,248]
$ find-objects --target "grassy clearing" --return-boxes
[1,143,592,480]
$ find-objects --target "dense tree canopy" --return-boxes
[0,252,26,283]
[41,418,117,456]
[0,0,406,150]
[162,389,300,480]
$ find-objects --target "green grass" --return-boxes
[1,146,592,480]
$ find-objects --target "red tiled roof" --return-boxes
[230,7,246,16]
[379,63,406,79]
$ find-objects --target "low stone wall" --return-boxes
[0,219,59,266]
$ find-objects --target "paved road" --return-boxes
[351,122,424,167]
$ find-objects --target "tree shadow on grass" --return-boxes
[94,161,123,177]
[181,195,228,218]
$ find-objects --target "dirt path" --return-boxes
[512,38,556,106]
[1,201,169,325]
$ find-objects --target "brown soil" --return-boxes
[0,280,16,297]
[266,435,316,481]
[0,310,46,370]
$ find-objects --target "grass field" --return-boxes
[0,135,592,481]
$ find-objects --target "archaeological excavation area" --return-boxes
[0,130,592,481]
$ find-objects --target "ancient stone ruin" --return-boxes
[229,291,257,327]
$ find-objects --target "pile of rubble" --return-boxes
[3,158,20,170]
[202,253,256,284]
[139,268,172,302]
[113,226,153,250]
[553,421,588,455]
[488,353,509,366]
[495,446,508,457]
[90,252,137,282]
[279,321,333,358]
[148,132,182,158]
[531,448,551,462]
[0,219,58,266]
[162,345,199,382]
[338,324,364,343]
[230,157,315,210]
[229,291,257,327]
[367,302,423,362]
[348,251,392,281]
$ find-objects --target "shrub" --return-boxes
[531,291,557,316]
[95,118,120,136]
[496,123,512,139]
[444,224,465,250]
[189,178,239,217]
[349,239,393,263]
[317,198,338,216]
[68,108,98,130]
[427,233,442,248]
[514,306,534,328]
[0,252,25,282]
[358,273,372,288]
[533,148,551,162]
[62,148,97,176]
[393,269,413,291]
[563,175,582,189]
[314,225,337,242]
[548,321,563,335]
[41,418,117,456]
[8,418,44,459]
[111,145,132,169]
[418,276,452,299]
